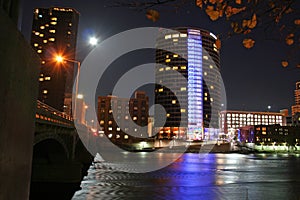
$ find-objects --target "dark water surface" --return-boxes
[72,153,300,200]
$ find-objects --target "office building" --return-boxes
[97,91,149,142]
[31,7,79,113]
[155,27,221,140]
[220,110,286,135]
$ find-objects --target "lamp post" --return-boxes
[55,55,81,120]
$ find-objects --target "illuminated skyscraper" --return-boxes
[31,7,79,113]
[292,81,300,117]
[155,27,221,140]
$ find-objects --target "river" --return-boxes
[72,153,300,200]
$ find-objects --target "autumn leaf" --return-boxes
[285,33,294,45]
[242,38,255,48]
[281,61,289,68]
[226,6,246,18]
[205,5,220,21]
[146,9,160,22]
[236,0,242,5]
[294,19,300,25]
[196,0,203,9]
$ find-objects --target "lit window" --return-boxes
[159,68,164,71]
[166,55,169,58]
[109,109,113,113]
[134,128,137,132]
[108,120,112,125]
[40,26,45,29]
[43,90,48,94]
[165,59,171,63]
[68,23,72,26]
[35,32,40,35]
[45,24,49,27]
[181,66,186,70]
[204,92,208,96]
[41,61,45,64]
[209,65,213,69]
[51,17,57,21]
[38,14,42,18]
[180,33,187,37]
[173,66,178,70]
[43,40,47,43]
[39,33,44,37]
[210,98,214,102]
[116,134,120,139]
[49,38,55,42]
[44,77,51,80]
[166,67,171,70]
[39,78,44,82]
[37,50,42,53]
[108,127,112,131]
[133,116,137,121]
[166,113,170,117]
[108,134,112,138]
[204,72,207,76]
[159,88,163,92]
[203,56,208,60]
[50,21,57,25]
[67,31,71,35]
[34,43,38,47]
[210,85,214,89]
[165,34,171,39]
[125,115,129,120]
[172,34,179,38]
[100,120,104,124]
[49,29,56,33]
[180,87,186,91]
[172,100,176,104]
[180,109,186,113]
[173,54,178,58]
[204,97,208,101]
[117,127,120,131]
[173,38,178,42]
[124,135,129,139]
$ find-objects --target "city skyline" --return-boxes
[19,0,300,113]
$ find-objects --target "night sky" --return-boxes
[19,0,300,113]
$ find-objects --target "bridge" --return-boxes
[31,100,94,198]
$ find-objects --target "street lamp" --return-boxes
[89,36,98,46]
[55,54,81,120]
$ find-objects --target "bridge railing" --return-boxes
[36,100,74,127]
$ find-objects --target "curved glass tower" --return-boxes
[155,27,221,140]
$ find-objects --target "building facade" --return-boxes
[220,110,286,135]
[238,125,300,149]
[97,91,149,143]
[31,7,79,113]
[292,81,300,116]
[155,27,221,140]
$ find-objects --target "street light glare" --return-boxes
[89,37,98,46]
[55,55,64,63]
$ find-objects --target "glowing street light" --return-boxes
[54,54,81,120]
[89,36,98,46]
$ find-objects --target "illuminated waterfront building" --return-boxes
[31,7,79,113]
[292,81,300,116]
[220,110,286,134]
[97,91,149,142]
[155,27,221,140]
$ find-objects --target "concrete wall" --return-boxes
[0,8,40,200]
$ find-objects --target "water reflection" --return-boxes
[73,153,300,200]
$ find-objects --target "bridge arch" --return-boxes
[34,133,70,161]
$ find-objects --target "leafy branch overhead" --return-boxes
[112,0,299,68]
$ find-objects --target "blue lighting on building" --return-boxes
[187,29,203,139]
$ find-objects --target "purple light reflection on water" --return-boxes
[73,153,300,200]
